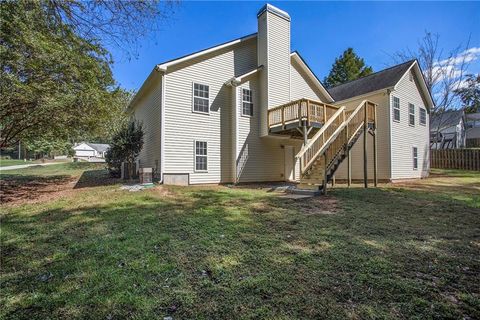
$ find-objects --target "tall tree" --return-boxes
[454,74,480,113]
[0,0,175,148]
[323,48,373,88]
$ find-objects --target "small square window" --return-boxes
[242,88,253,116]
[409,103,415,126]
[195,141,207,171]
[193,83,209,113]
[419,108,426,126]
[392,96,400,122]
[413,147,418,170]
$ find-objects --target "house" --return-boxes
[73,142,110,158]
[129,4,433,190]
[430,110,466,149]
[466,113,480,147]
[328,60,433,180]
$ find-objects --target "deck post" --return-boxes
[347,149,351,187]
[373,104,378,187]
[303,123,308,146]
[363,102,368,188]
[323,153,327,195]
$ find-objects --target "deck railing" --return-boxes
[267,98,339,128]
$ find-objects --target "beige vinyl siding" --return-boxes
[133,76,162,176]
[257,10,291,137]
[163,38,257,184]
[335,91,391,180]
[266,13,291,107]
[290,59,324,101]
[236,79,286,182]
[390,72,430,179]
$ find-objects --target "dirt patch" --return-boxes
[0,175,76,205]
[286,195,339,215]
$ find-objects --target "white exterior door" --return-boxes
[284,146,295,181]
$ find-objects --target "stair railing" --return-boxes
[297,106,346,173]
[297,100,376,175]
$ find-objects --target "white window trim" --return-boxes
[412,146,418,170]
[409,103,415,127]
[392,96,400,122]
[194,140,208,172]
[192,82,210,115]
[419,107,426,126]
[241,88,254,118]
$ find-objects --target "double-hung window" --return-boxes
[409,103,415,126]
[392,96,400,122]
[195,141,207,171]
[419,108,426,126]
[193,83,209,113]
[242,88,253,116]
[412,147,418,170]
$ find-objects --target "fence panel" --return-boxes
[430,149,480,171]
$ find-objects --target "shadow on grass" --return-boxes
[73,169,119,189]
[0,174,73,204]
[1,183,479,319]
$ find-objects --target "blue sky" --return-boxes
[110,1,480,91]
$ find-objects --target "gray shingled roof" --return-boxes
[86,143,110,153]
[327,60,416,102]
[430,110,464,131]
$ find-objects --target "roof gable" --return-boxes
[290,52,334,102]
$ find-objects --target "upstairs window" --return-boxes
[242,88,253,116]
[419,108,426,126]
[392,96,400,122]
[195,141,207,171]
[409,103,415,126]
[409,70,414,82]
[193,83,209,113]
[412,147,418,170]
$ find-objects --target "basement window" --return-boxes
[409,103,415,126]
[195,141,208,171]
[242,88,253,117]
[193,83,209,113]
[419,108,426,126]
[392,96,400,122]
[413,147,418,170]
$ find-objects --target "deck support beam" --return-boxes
[347,149,351,187]
[373,105,378,187]
[363,103,368,189]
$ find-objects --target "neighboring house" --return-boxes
[466,113,480,148]
[129,4,434,188]
[73,143,110,158]
[430,110,466,149]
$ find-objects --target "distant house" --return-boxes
[430,111,466,149]
[466,113,480,147]
[73,143,110,158]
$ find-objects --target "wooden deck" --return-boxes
[267,99,339,133]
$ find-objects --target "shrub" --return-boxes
[105,121,144,178]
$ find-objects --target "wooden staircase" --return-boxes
[296,100,377,194]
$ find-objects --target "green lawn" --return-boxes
[1,164,479,319]
[0,159,32,167]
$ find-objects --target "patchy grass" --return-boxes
[1,165,479,319]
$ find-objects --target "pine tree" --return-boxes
[324,48,373,88]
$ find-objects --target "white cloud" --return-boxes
[429,47,480,84]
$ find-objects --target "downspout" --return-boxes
[156,65,167,183]
[387,88,393,181]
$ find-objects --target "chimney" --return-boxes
[257,4,291,136]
